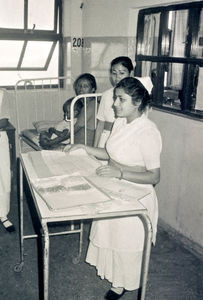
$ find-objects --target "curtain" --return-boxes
[168,10,188,89]
[142,13,160,76]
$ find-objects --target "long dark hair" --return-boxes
[115,77,151,113]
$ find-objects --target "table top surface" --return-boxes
[20,150,150,223]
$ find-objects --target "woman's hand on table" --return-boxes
[96,165,121,179]
[63,143,85,154]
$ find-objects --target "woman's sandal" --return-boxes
[1,218,15,233]
[104,289,126,300]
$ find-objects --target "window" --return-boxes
[0,0,63,88]
[136,1,203,119]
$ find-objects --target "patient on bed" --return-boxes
[39,99,83,149]
[39,73,97,149]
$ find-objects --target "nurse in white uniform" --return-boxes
[94,56,134,148]
[65,77,162,299]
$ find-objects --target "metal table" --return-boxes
[15,151,153,300]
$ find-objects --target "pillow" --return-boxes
[21,129,41,149]
[33,120,61,133]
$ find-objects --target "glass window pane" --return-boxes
[140,61,157,101]
[140,61,157,77]
[137,13,160,56]
[192,9,203,58]
[168,10,189,58]
[195,66,203,110]
[28,0,55,30]
[163,62,184,110]
[166,62,184,90]
[0,41,23,67]
[22,41,53,68]
[0,43,59,86]
[0,0,24,29]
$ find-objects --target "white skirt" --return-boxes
[86,241,143,290]
[85,185,158,290]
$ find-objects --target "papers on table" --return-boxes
[89,175,151,202]
[32,174,111,211]
[26,150,151,213]
[27,150,102,178]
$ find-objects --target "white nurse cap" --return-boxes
[134,76,153,95]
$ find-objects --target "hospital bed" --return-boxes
[14,76,102,264]
[15,76,101,153]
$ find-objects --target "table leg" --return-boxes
[42,222,50,300]
[14,160,25,272]
[72,221,84,264]
[79,221,83,258]
[19,161,24,263]
[139,214,153,300]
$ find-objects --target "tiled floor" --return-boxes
[0,186,203,300]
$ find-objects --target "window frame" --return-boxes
[0,0,63,89]
[135,1,203,120]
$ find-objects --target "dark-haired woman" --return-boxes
[94,56,134,148]
[64,77,162,299]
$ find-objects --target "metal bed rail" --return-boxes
[69,93,102,145]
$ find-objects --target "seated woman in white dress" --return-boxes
[64,77,162,299]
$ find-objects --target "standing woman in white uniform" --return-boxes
[0,89,15,232]
[94,56,134,148]
[65,77,162,299]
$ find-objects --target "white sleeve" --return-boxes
[139,128,162,170]
[97,93,106,121]
[97,88,114,122]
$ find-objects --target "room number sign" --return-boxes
[72,37,84,48]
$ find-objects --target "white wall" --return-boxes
[81,0,200,37]
[149,109,203,248]
[63,0,83,80]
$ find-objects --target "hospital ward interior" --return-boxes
[0,0,203,299]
